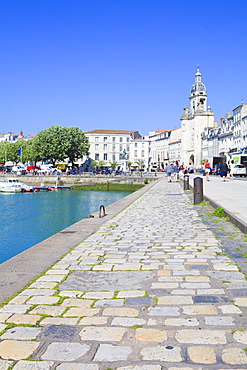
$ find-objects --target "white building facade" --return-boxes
[149,130,170,170]
[0,131,32,143]
[85,129,142,166]
[202,103,247,166]
[129,136,150,170]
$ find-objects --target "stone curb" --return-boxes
[187,177,247,234]
[203,194,247,234]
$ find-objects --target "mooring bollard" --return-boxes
[184,174,189,190]
[194,177,203,205]
[99,205,106,218]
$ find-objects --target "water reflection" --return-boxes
[0,190,130,264]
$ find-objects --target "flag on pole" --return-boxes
[17,148,22,156]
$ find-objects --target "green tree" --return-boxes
[98,160,106,169]
[32,126,89,166]
[92,160,106,172]
[64,126,90,167]
[135,160,145,177]
[21,139,36,163]
[110,161,118,171]
[92,160,99,169]
[0,142,9,164]
[14,140,29,164]
[135,160,145,170]
[8,141,20,163]
[0,141,19,164]
[127,161,132,172]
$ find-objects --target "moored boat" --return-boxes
[0,179,22,193]
[0,178,71,193]
[0,178,33,193]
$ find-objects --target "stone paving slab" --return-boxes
[1,178,247,369]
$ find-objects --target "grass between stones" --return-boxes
[212,206,230,221]
[199,200,210,206]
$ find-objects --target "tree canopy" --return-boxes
[135,159,145,169]
[92,160,106,169]
[110,161,118,170]
[0,126,90,166]
[32,126,90,166]
[0,141,23,164]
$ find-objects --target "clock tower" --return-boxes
[180,67,215,168]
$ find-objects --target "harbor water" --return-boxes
[0,190,130,264]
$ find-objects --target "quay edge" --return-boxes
[0,179,159,305]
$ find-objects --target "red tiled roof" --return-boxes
[18,135,36,139]
[169,140,181,145]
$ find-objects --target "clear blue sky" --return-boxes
[0,0,246,137]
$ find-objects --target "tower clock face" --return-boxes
[198,83,205,91]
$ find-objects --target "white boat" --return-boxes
[0,178,33,193]
[0,179,22,193]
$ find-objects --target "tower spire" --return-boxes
[190,67,207,114]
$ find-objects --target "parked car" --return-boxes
[12,165,26,175]
[26,165,41,172]
[233,164,247,177]
[56,163,68,172]
[40,164,56,174]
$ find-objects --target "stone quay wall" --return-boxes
[2,174,162,185]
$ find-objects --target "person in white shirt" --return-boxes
[230,160,235,180]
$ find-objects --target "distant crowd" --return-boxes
[163,159,244,182]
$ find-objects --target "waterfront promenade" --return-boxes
[0,177,247,368]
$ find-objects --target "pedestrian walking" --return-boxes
[230,160,235,179]
[165,163,173,183]
[187,163,194,174]
[219,160,229,181]
[204,159,211,181]
[172,163,179,182]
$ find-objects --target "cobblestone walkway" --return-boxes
[1,178,247,369]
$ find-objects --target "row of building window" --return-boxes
[95,153,130,161]
[92,137,146,147]
[94,150,146,161]
[95,144,130,151]
[93,137,130,143]
[93,140,146,148]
